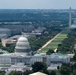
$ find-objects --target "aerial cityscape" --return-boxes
[0,0,76,75]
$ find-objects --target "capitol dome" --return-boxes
[15,35,30,53]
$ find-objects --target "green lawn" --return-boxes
[39,31,68,53]
[0,64,11,67]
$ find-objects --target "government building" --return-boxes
[0,35,70,71]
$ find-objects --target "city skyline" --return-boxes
[0,0,75,9]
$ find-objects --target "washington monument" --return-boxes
[69,7,72,28]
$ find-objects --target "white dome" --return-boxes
[15,35,30,53]
[18,36,28,42]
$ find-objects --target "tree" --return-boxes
[0,71,5,75]
[73,69,76,75]
[23,70,33,75]
[32,62,47,72]
[72,63,76,70]
[73,51,76,60]
[57,66,60,70]
[0,39,1,42]
[46,49,54,55]
[60,66,71,75]
[9,71,20,75]
[49,70,56,75]
[0,73,4,75]
[57,29,76,53]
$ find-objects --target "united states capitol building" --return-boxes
[0,35,70,67]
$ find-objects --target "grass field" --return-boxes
[39,31,68,53]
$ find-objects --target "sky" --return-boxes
[0,0,76,9]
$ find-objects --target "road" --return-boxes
[37,32,62,53]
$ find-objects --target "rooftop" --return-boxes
[29,72,47,75]
[50,53,69,59]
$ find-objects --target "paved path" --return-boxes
[37,32,62,53]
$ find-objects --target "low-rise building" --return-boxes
[0,28,11,39]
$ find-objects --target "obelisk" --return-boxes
[69,7,71,28]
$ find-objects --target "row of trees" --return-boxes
[0,40,15,53]
[29,29,61,51]
[7,62,56,75]
[29,23,63,52]
[0,22,63,53]
[3,62,76,75]
[0,10,69,24]
[58,29,76,53]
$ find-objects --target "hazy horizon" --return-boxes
[0,0,75,9]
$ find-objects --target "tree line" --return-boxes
[1,62,76,75]
[57,29,76,53]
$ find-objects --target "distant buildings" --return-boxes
[1,25,35,35]
[32,27,46,36]
[0,28,11,39]
[2,38,16,47]
[1,24,47,37]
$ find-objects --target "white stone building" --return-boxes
[0,35,70,67]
